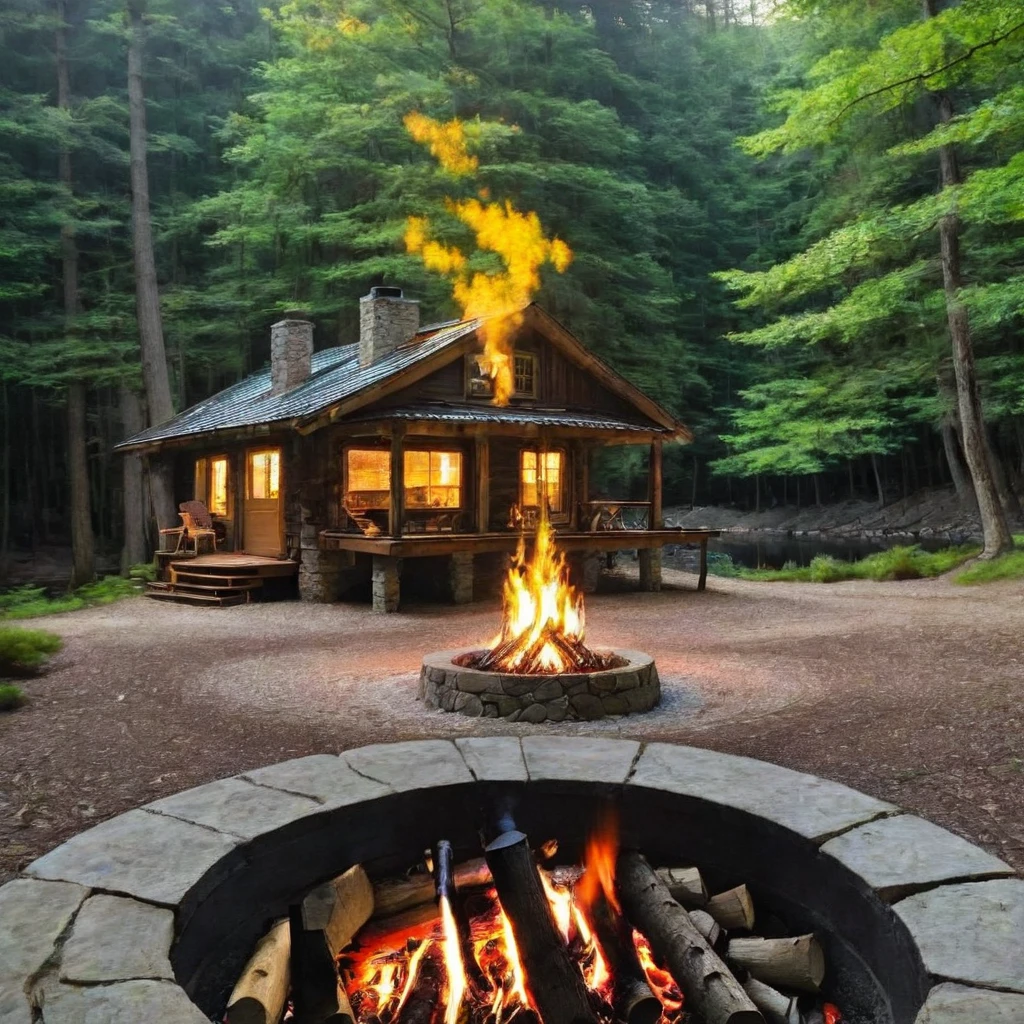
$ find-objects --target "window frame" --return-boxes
[343,445,391,510]
[512,352,537,398]
[246,448,281,501]
[194,454,231,517]
[464,351,539,400]
[519,447,568,522]
[403,448,464,511]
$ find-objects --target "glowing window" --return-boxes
[404,450,462,509]
[248,450,280,499]
[345,449,390,509]
[209,457,229,516]
[520,449,564,513]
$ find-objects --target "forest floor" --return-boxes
[1,565,1022,883]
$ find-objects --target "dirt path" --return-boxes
[2,569,1022,882]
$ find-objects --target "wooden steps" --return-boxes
[146,553,296,607]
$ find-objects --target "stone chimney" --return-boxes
[270,319,314,395]
[359,286,420,367]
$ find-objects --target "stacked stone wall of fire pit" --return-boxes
[419,648,660,721]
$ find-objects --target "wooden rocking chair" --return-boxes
[159,500,219,554]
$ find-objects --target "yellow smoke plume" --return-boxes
[403,113,572,405]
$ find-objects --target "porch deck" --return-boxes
[149,552,299,606]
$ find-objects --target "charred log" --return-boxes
[485,830,599,1024]
[616,851,763,1024]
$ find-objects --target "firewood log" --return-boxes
[372,858,492,918]
[226,919,290,1024]
[397,957,442,1024]
[689,909,723,947]
[707,885,756,931]
[655,867,708,907]
[590,896,660,1024]
[616,851,763,1024]
[485,829,598,1024]
[727,935,824,994]
[741,977,799,1024]
[291,865,374,1024]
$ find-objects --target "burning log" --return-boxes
[291,865,374,1024]
[741,977,800,1024]
[397,953,442,1024]
[485,829,599,1024]
[616,851,763,1024]
[373,858,492,918]
[707,885,756,931]
[225,919,290,1024]
[727,935,824,994]
[655,867,708,907]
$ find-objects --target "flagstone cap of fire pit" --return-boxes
[2,738,1022,1024]
[418,648,659,721]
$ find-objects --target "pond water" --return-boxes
[667,532,971,571]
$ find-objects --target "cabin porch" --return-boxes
[149,552,299,606]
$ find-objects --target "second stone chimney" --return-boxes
[270,319,314,395]
[359,286,420,367]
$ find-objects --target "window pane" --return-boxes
[194,458,208,505]
[210,458,228,516]
[514,354,535,396]
[346,449,390,508]
[249,450,280,500]
[520,449,563,513]
[404,450,430,508]
[405,450,461,509]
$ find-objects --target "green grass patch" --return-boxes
[737,543,981,583]
[955,534,1024,585]
[0,683,26,711]
[0,626,63,674]
[0,564,152,620]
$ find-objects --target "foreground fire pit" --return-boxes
[420,649,659,721]
[5,739,1023,1024]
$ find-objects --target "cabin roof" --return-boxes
[116,305,691,451]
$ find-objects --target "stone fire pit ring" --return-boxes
[2,738,1023,1024]
[419,648,660,721]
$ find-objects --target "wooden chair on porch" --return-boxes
[159,500,219,554]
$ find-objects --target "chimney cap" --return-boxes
[366,285,406,300]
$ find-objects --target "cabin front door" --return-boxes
[243,447,283,556]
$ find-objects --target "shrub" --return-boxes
[0,683,26,711]
[0,626,63,675]
[1,570,147,620]
[705,551,739,577]
[808,555,850,583]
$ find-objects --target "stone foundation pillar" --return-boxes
[372,555,402,613]
[449,552,474,605]
[638,548,662,592]
[581,550,601,594]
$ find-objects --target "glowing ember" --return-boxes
[403,112,572,406]
[457,509,622,676]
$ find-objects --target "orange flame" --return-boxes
[403,113,572,405]
[633,930,684,1020]
[576,807,621,918]
[440,895,466,1024]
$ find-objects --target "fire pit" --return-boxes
[8,740,1022,1024]
[420,514,661,722]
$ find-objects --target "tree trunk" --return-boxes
[923,0,1013,556]
[128,0,176,531]
[120,388,148,568]
[57,0,95,589]
[0,382,10,582]
[988,429,1021,521]
[871,453,885,510]
[940,417,975,507]
[813,473,821,508]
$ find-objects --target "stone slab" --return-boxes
[146,777,321,840]
[0,879,88,989]
[895,879,1024,993]
[60,895,174,983]
[244,754,393,808]
[27,808,239,907]
[456,737,528,782]
[915,983,1024,1023]
[822,815,1013,899]
[0,984,31,1024]
[629,743,896,842]
[521,737,640,784]
[37,979,210,1024]
[345,740,474,790]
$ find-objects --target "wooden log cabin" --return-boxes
[116,288,718,610]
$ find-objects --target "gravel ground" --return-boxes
[2,566,1022,882]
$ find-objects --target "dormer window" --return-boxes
[465,352,538,399]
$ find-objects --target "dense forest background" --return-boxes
[2,0,1023,581]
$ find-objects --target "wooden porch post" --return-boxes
[388,426,405,538]
[475,433,490,533]
[649,438,663,529]
[572,442,588,531]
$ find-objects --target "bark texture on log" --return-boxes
[616,852,762,1024]
[727,935,824,994]
[689,909,722,947]
[226,918,291,1024]
[741,977,798,1024]
[707,885,755,931]
[301,865,374,955]
[485,830,597,1024]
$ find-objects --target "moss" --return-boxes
[0,626,63,674]
[0,683,26,711]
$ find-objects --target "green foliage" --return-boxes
[0,575,142,620]
[705,551,740,578]
[955,535,1024,583]
[0,684,27,711]
[0,626,63,674]
[738,543,980,582]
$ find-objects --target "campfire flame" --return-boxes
[403,113,572,405]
